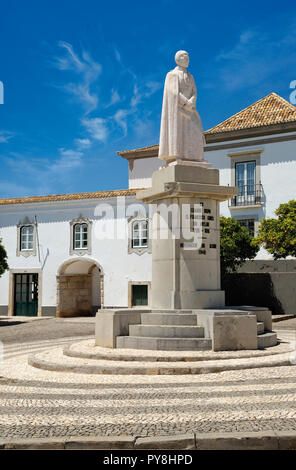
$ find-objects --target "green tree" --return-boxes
[0,238,8,277]
[257,200,296,259]
[220,216,259,277]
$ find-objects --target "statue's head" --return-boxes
[175,50,189,68]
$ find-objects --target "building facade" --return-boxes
[1,92,296,316]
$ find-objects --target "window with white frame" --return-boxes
[73,223,88,250]
[20,225,34,251]
[69,215,92,256]
[132,220,148,248]
[235,161,256,197]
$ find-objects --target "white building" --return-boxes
[1,92,296,317]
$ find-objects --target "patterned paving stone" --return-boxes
[0,330,295,439]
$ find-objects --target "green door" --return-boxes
[132,285,148,306]
[14,274,38,316]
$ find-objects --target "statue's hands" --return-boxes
[179,93,195,113]
[188,96,196,109]
[183,100,195,113]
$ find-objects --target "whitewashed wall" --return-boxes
[0,197,152,310]
[129,157,165,189]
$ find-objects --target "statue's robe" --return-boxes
[158,66,205,162]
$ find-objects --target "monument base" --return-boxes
[95,307,278,352]
[137,163,237,311]
[152,289,225,310]
[169,159,211,169]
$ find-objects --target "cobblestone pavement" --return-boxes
[0,317,94,344]
[0,329,295,439]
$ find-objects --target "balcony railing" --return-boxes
[229,183,263,207]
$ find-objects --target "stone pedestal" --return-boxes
[137,164,237,310]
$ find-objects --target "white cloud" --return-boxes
[0,131,14,143]
[114,47,121,64]
[54,41,101,113]
[145,81,162,95]
[130,84,141,108]
[51,44,162,148]
[81,117,108,142]
[75,138,91,149]
[63,83,98,111]
[108,88,121,107]
[50,148,83,173]
[130,81,162,109]
[113,109,129,136]
[56,41,101,80]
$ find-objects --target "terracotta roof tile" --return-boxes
[117,145,158,155]
[205,93,296,135]
[0,189,141,206]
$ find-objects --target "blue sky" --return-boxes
[0,0,296,198]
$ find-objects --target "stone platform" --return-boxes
[95,307,278,352]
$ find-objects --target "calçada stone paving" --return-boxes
[0,329,296,439]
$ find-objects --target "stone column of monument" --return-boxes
[137,50,237,310]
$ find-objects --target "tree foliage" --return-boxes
[220,216,259,276]
[0,238,8,277]
[257,200,296,259]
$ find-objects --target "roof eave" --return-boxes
[205,120,296,144]
[117,146,159,160]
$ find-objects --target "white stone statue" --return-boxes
[158,50,205,164]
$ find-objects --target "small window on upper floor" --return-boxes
[17,218,37,257]
[69,215,92,256]
[20,225,34,251]
[73,223,88,250]
[132,220,148,248]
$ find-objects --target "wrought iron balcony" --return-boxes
[229,183,263,207]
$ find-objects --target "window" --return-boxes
[237,219,255,237]
[128,281,151,307]
[228,150,263,208]
[74,223,88,250]
[132,220,148,248]
[17,218,37,257]
[132,284,148,306]
[236,161,256,197]
[128,216,151,255]
[69,215,92,256]
[20,225,34,251]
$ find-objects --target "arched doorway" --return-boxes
[56,258,104,317]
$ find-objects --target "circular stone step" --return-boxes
[28,346,294,375]
[258,332,278,348]
[63,339,293,362]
